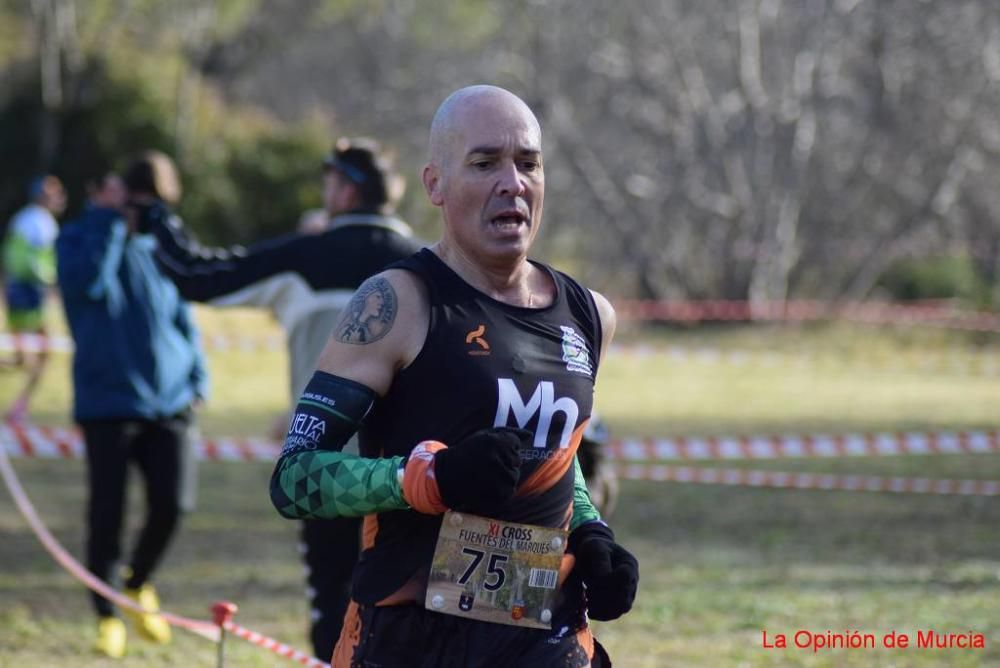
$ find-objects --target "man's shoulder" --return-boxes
[10,204,55,236]
[371,264,427,295]
[62,207,120,231]
[320,221,423,265]
[328,213,414,238]
[534,260,591,294]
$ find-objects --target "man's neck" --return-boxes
[431,241,553,308]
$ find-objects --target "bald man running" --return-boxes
[269,85,639,667]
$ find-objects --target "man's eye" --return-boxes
[473,161,492,170]
[520,161,539,171]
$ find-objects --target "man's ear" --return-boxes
[422,164,444,206]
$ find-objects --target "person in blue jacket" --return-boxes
[56,157,208,659]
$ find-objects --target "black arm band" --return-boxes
[280,371,376,457]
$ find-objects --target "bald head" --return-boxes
[428,85,541,167]
[421,84,546,266]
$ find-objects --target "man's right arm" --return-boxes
[148,210,306,302]
[269,269,527,520]
[269,269,426,519]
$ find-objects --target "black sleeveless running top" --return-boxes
[353,248,603,605]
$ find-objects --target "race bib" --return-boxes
[425,512,567,629]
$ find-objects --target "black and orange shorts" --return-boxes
[332,601,611,667]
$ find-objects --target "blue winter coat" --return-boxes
[56,206,209,421]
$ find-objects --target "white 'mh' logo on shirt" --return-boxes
[494,378,579,449]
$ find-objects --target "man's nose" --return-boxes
[495,161,526,197]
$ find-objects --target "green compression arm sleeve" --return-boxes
[269,371,409,519]
[570,455,602,530]
[270,450,408,519]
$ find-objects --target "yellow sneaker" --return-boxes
[123,584,172,644]
[95,616,126,658]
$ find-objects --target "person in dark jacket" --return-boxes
[57,159,208,659]
[139,137,422,660]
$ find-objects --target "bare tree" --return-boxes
[9,0,1000,304]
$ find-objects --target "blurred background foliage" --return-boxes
[1,0,999,304]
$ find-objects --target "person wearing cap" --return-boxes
[141,137,422,659]
[2,174,66,421]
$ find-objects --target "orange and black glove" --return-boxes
[402,427,528,516]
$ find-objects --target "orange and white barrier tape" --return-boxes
[614,299,1000,332]
[5,423,1000,465]
[606,430,1000,462]
[0,331,284,355]
[0,332,67,353]
[0,422,280,462]
[613,463,1000,496]
[223,620,329,668]
[608,343,1000,377]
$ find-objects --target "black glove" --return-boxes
[433,427,528,515]
[569,521,639,621]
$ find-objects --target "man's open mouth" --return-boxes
[490,210,528,227]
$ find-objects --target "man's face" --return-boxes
[322,170,357,216]
[426,97,544,264]
[94,175,127,210]
[41,179,67,216]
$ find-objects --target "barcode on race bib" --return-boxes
[529,568,558,590]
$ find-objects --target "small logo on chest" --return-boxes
[560,326,592,376]
[466,324,491,356]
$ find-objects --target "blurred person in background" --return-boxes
[139,137,422,659]
[1,174,66,422]
[296,207,329,235]
[270,85,638,667]
[56,156,208,659]
[577,414,619,519]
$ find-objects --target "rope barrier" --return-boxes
[4,421,999,499]
[0,422,330,666]
[613,299,1000,332]
[5,422,999,465]
[0,422,278,461]
[0,429,220,641]
[222,618,330,668]
[613,463,1000,496]
[608,343,1000,377]
[0,331,285,355]
[607,430,1000,462]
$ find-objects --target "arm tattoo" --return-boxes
[335,277,397,344]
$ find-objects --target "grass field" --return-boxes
[2,306,999,667]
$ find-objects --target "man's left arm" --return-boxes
[567,291,639,621]
[570,455,601,530]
